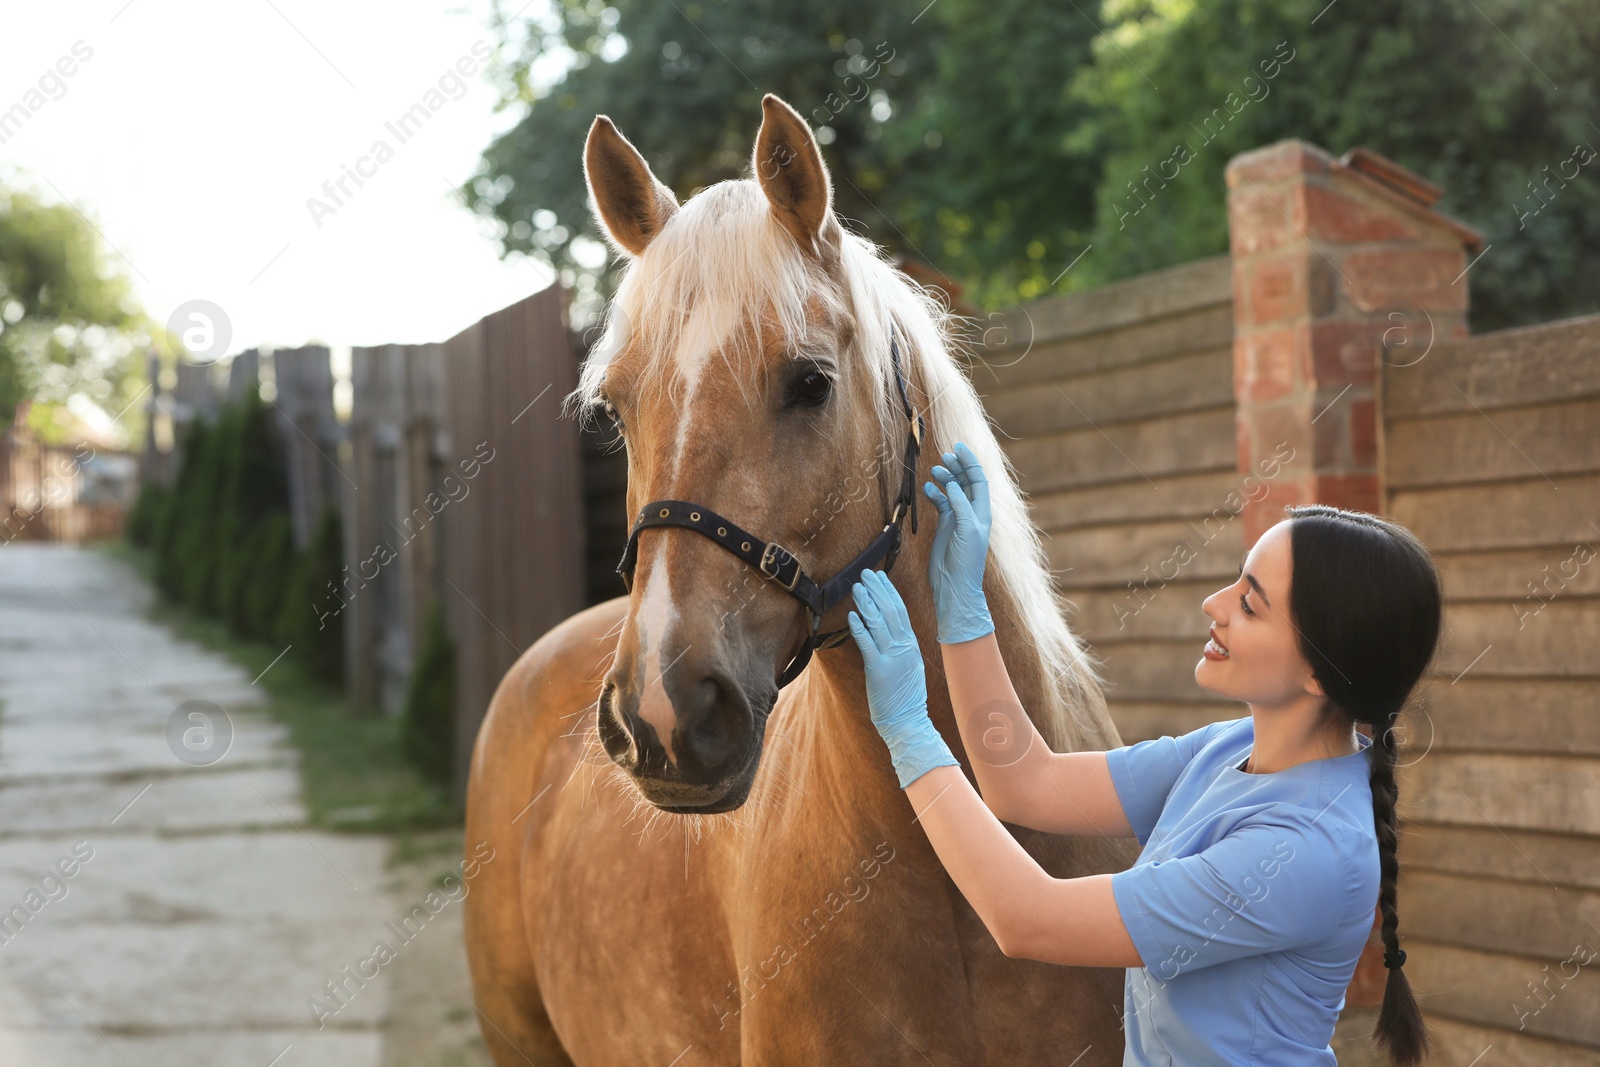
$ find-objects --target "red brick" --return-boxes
[1244,255,1306,327]
[1342,248,1470,315]
[1312,402,1345,467]
[1301,181,1425,245]
[1349,396,1378,467]
[1314,473,1381,513]
[1227,184,1298,257]
[1235,409,1254,478]
[1250,402,1315,473]
[1243,473,1316,545]
[1225,139,1334,189]
[1310,320,1383,389]
[1235,327,1301,404]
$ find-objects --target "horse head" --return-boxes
[571,94,933,813]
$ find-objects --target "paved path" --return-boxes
[0,546,395,1066]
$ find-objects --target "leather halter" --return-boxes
[614,332,926,688]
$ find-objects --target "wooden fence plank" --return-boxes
[1385,313,1600,418]
[1387,395,1600,490]
[979,302,1235,390]
[982,347,1233,437]
[1008,407,1239,495]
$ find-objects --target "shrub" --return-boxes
[125,482,169,547]
[278,505,345,686]
[401,600,457,788]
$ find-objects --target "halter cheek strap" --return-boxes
[613,329,925,688]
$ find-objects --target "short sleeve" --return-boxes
[1111,816,1356,978]
[1105,718,1236,846]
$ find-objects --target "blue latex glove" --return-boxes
[847,569,960,790]
[923,441,995,644]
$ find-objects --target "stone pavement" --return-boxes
[0,545,396,1066]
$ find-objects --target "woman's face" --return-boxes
[1196,520,1324,708]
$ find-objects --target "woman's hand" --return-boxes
[924,441,995,644]
[847,569,959,790]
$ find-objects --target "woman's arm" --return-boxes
[848,568,1143,968]
[903,763,1144,967]
[941,632,1135,839]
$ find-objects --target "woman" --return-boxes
[845,442,1439,1066]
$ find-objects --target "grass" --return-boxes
[102,540,460,835]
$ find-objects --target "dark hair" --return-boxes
[1283,504,1441,1067]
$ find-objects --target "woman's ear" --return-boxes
[584,115,679,257]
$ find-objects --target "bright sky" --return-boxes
[0,0,571,367]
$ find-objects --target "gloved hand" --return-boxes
[923,441,995,644]
[847,569,960,790]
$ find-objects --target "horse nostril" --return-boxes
[597,681,641,770]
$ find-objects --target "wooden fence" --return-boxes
[271,345,341,550]
[1384,313,1600,1060]
[974,140,1599,1062]
[981,256,1242,744]
[435,283,587,788]
[136,285,593,795]
[341,341,447,715]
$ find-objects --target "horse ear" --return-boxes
[584,115,679,257]
[753,94,838,257]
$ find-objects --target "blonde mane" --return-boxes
[563,178,1109,749]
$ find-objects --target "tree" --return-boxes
[1070,0,1600,330]
[471,0,1600,330]
[0,188,150,436]
[470,0,940,312]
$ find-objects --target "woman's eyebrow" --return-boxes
[1238,561,1272,608]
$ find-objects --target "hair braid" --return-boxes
[1370,711,1428,1065]
[1283,504,1442,1065]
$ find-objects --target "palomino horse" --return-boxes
[464,94,1138,1065]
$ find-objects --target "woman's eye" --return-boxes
[1239,592,1255,617]
[791,369,833,407]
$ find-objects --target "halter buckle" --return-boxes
[760,542,801,591]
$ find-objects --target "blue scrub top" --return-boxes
[1105,715,1380,1066]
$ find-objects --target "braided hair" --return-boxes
[1283,504,1441,1066]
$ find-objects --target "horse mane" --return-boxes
[563,178,1111,751]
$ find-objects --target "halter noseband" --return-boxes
[614,331,925,688]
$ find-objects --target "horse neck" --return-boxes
[795,501,1014,798]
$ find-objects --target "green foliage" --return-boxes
[473,0,939,306]
[215,389,290,629]
[476,0,1600,329]
[175,403,235,615]
[154,417,211,600]
[126,482,169,548]
[401,601,458,788]
[146,386,306,653]
[235,512,294,641]
[1070,0,1600,329]
[277,505,346,687]
[0,188,150,437]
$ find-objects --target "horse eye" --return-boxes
[596,398,624,433]
[791,369,833,407]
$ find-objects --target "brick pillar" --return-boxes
[1225,140,1483,546]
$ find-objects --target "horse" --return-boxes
[463,93,1139,1065]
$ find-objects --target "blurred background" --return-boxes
[0,0,1596,1064]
